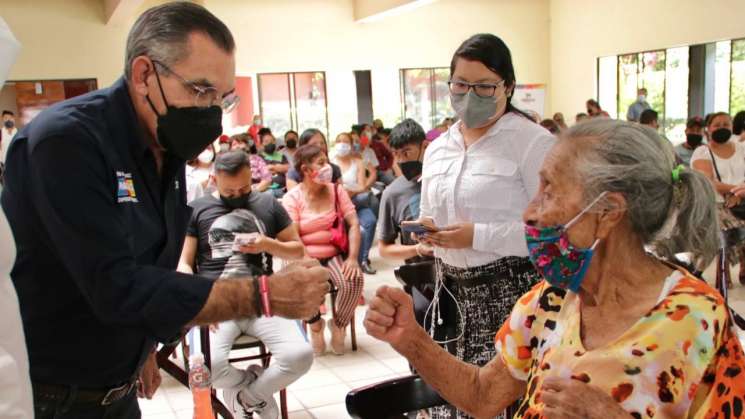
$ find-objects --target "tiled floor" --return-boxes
[141,249,409,419]
[142,250,745,419]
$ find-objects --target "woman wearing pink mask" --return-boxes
[282,144,363,355]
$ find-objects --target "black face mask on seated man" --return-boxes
[220,192,251,210]
[686,134,703,148]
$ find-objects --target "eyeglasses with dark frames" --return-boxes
[447,79,505,98]
[152,60,240,113]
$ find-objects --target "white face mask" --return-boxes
[197,149,214,164]
[335,143,352,157]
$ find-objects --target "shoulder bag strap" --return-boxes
[707,146,723,182]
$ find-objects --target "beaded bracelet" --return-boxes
[258,275,272,317]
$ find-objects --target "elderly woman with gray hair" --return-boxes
[365,119,745,418]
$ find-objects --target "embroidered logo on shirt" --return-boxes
[116,171,138,203]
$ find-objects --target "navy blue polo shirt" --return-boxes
[1,77,215,388]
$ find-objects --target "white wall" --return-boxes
[3,0,745,132]
[2,0,160,87]
[206,0,550,134]
[2,0,551,134]
[550,0,745,118]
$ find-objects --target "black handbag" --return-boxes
[707,146,745,219]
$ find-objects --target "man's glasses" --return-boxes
[152,60,240,113]
[448,79,505,98]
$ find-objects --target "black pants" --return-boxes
[34,388,141,419]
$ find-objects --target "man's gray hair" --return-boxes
[565,119,719,270]
[124,2,234,80]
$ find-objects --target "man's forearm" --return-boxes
[364,167,378,189]
[177,262,194,274]
[379,242,418,260]
[275,164,289,174]
[257,180,271,192]
[187,279,256,326]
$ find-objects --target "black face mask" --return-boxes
[710,128,732,144]
[399,144,425,181]
[686,133,703,148]
[220,192,251,210]
[264,144,276,154]
[400,161,423,181]
[3,120,14,129]
[286,139,297,149]
[146,65,223,161]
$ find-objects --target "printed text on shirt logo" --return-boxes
[116,171,138,203]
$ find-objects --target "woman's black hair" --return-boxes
[389,118,425,149]
[733,111,745,135]
[450,33,533,121]
[299,128,327,147]
[706,112,731,128]
[293,144,324,181]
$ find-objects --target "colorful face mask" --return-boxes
[524,192,606,292]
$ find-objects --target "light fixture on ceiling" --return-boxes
[356,0,439,24]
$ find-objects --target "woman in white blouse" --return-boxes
[417,33,553,419]
[691,112,745,287]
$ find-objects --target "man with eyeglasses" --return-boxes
[0,3,328,418]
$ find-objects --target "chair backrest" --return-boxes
[394,260,436,291]
[345,375,445,419]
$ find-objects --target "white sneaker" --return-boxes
[223,365,262,419]
[238,365,279,419]
[223,387,251,419]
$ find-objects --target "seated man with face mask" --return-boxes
[178,151,312,419]
[376,119,441,332]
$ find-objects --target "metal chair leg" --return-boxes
[350,312,358,351]
[212,388,233,419]
[280,389,289,419]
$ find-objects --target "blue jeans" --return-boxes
[357,207,376,264]
[352,193,377,265]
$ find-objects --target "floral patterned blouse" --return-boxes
[495,270,745,419]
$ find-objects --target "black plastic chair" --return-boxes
[346,374,446,419]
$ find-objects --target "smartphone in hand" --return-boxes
[400,221,436,235]
[233,233,260,250]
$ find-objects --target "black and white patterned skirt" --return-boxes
[430,256,540,419]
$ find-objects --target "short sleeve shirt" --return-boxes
[494,271,745,419]
[187,192,292,279]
